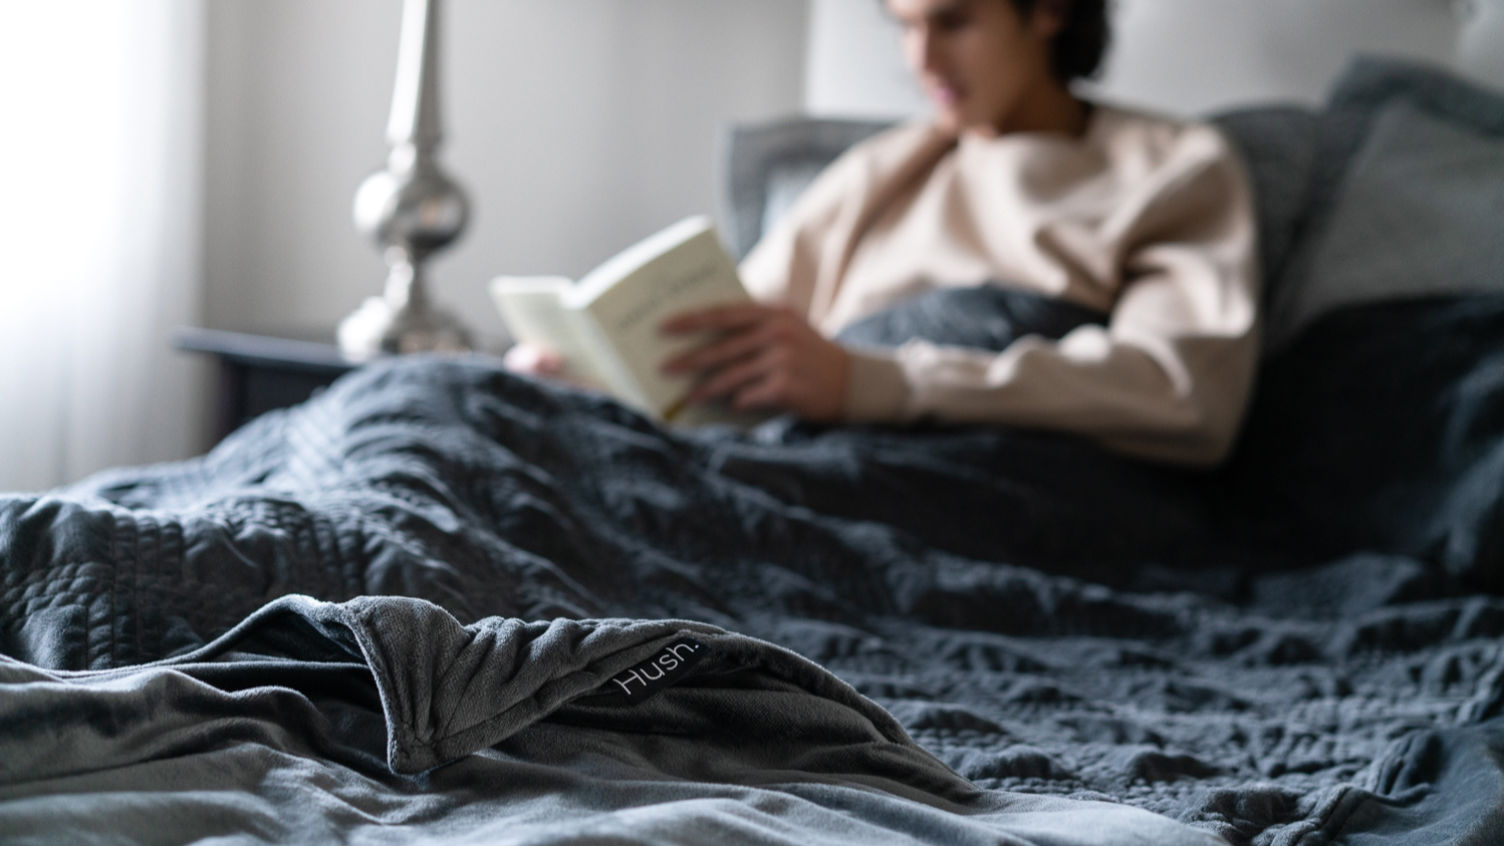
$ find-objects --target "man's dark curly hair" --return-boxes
[1009,0,1111,84]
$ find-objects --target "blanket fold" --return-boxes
[0,595,1229,846]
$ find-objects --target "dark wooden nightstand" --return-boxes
[173,327,360,442]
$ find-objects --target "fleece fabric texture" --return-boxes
[0,594,1228,845]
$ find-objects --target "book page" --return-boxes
[488,276,609,392]
[570,221,752,420]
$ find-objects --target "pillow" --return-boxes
[1266,100,1504,349]
[1264,55,1504,351]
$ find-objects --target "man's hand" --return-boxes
[502,342,565,379]
[504,342,605,392]
[660,303,850,421]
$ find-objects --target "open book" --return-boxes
[489,216,756,426]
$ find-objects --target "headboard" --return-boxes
[804,0,1504,116]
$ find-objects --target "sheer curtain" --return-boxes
[0,0,206,491]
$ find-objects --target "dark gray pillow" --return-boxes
[1264,55,1504,351]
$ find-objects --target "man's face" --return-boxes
[885,0,1063,136]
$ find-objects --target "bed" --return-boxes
[2,56,1502,845]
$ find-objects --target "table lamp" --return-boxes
[339,0,472,358]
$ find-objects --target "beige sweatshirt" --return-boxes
[738,104,1260,467]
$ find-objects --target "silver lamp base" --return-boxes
[337,254,471,358]
[336,295,471,359]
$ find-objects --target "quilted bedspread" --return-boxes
[1,292,1502,845]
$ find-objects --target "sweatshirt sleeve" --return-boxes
[738,123,951,318]
[841,125,1261,467]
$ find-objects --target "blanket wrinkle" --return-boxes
[3,596,1241,846]
[217,596,739,774]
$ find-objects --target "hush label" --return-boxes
[599,637,707,703]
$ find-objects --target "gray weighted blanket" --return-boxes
[1,289,1502,845]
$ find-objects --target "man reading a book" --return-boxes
[523,0,1259,468]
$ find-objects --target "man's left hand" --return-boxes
[659,303,850,421]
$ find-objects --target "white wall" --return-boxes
[0,0,208,489]
[805,0,1504,118]
[804,0,920,116]
[204,0,809,349]
[1104,0,1481,113]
